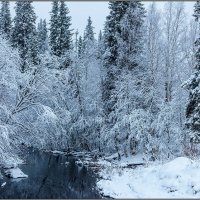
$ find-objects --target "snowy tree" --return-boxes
[74,29,79,55]
[82,16,95,56]
[184,1,200,143]
[0,1,11,38]
[11,1,39,72]
[145,3,162,114]
[49,1,59,56]
[117,1,146,69]
[78,36,83,58]
[68,53,102,151]
[84,16,94,41]
[157,2,191,158]
[100,1,130,158]
[97,30,105,59]
[65,17,102,151]
[57,1,72,57]
[49,1,72,69]
[143,3,162,160]
[98,30,103,44]
[83,16,94,47]
[37,19,48,54]
[102,1,129,122]
[103,1,129,66]
[108,1,147,158]
[0,35,23,167]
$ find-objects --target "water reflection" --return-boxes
[0,148,101,198]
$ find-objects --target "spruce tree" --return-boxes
[117,1,146,69]
[0,1,11,38]
[27,30,39,66]
[102,1,129,118]
[75,29,79,55]
[37,19,48,54]
[11,1,39,72]
[185,1,200,143]
[83,16,94,42]
[104,1,129,66]
[82,16,95,53]
[78,36,83,57]
[98,30,102,43]
[115,1,148,156]
[57,1,72,57]
[101,1,148,158]
[49,1,59,56]
[97,30,105,58]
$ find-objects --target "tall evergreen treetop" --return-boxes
[185,1,200,143]
[11,1,39,72]
[103,1,129,66]
[49,1,72,57]
[49,1,59,56]
[102,1,129,119]
[83,16,95,42]
[82,16,96,55]
[57,0,72,57]
[117,1,146,69]
[98,30,102,43]
[12,1,37,47]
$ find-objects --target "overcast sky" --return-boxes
[10,1,195,38]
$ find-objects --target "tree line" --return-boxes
[0,1,199,166]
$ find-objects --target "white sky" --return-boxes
[10,1,195,39]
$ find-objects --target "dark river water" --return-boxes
[0,148,101,198]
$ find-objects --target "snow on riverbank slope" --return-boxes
[97,157,200,198]
[5,168,28,179]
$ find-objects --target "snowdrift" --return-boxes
[97,157,200,198]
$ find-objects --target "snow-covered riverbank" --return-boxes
[3,148,200,198]
[97,157,200,198]
[4,168,28,179]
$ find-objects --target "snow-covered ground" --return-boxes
[97,157,200,198]
[5,168,28,179]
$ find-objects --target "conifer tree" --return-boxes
[102,1,148,158]
[78,36,83,58]
[117,1,146,69]
[115,1,148,156]
[98,30,102,43]
[57,1,72,57]
[75,29,79,55]
[0,1,11,38]
[102,1,129,119]
[82,16,95,53]
[49,1,72,57]
[103,1,129,66]
[27,31,39,66]
[37,19,48,54]
[49,1,59,56]
[97,30,105,58]
[83,16,94,42]
[185,1,200,143]
[11,1,39,72]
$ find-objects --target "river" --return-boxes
[0,148,101,198]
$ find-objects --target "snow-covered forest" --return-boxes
[0,0,200,198]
